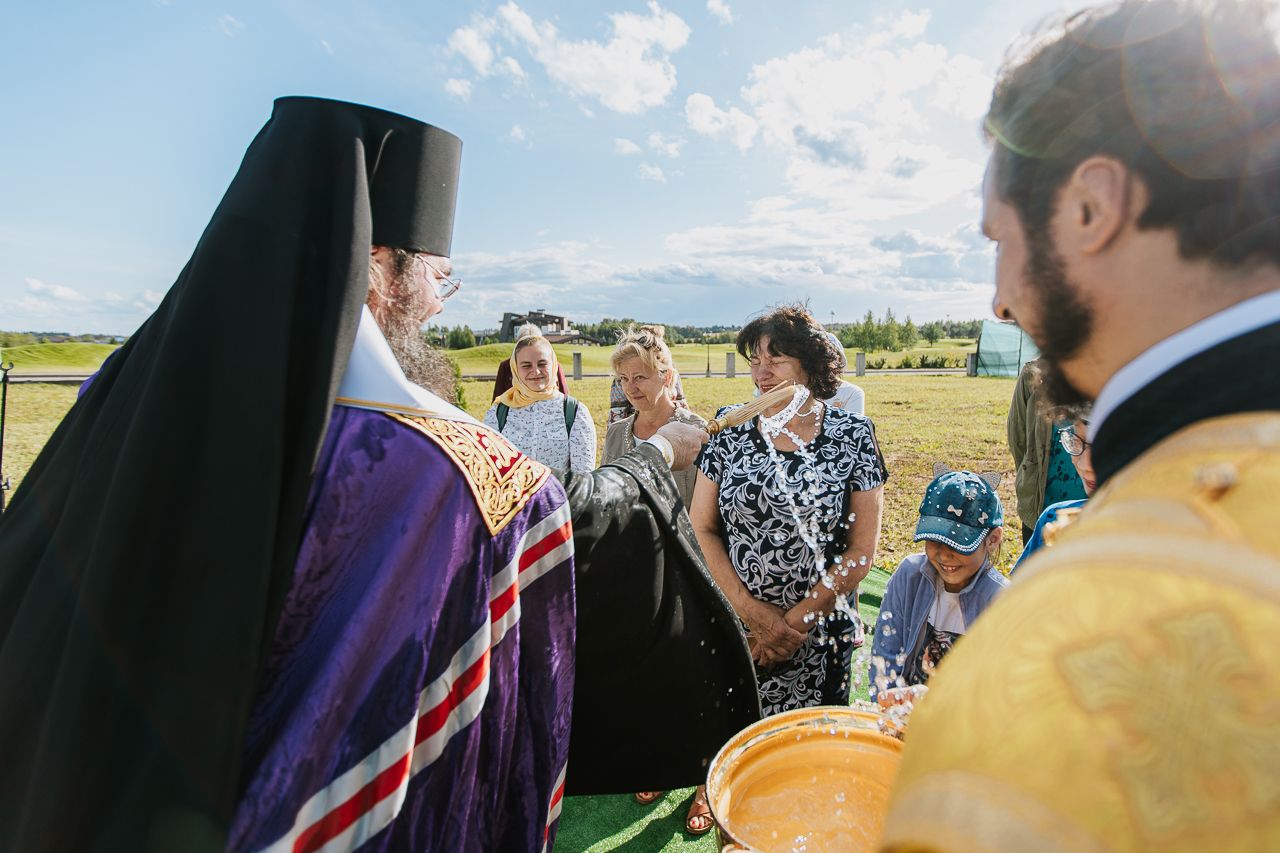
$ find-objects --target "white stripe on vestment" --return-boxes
[255,502,572,853]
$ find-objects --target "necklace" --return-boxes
[756,392,860,642]
[758,386,809,436]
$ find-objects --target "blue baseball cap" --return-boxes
[914,471,1004,554]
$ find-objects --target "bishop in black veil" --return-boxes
[0,97,756,851]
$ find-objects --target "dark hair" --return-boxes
[986,0,1280,269]
[737,304,842,399]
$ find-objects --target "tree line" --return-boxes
[830,312,982,353]
[422,315,985,352]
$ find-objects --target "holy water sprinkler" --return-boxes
[706,382,798,435]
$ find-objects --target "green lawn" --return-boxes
[2,383,81,494]
[1,342,118,374]
[6,374,1019,852]
[0,338,973,379]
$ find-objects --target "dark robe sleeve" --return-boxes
[556,444,762,795]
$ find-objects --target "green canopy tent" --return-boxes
[975,319,1039,377]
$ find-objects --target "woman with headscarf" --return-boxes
[484,332,596,471]
[491,323,569,400]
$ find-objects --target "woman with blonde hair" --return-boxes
[603,326,706,507]
[603,325,714,834]
[483,333,596,471]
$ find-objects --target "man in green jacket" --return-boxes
[1006,359,1054,543]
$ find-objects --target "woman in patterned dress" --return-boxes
[483,334,596,472]
[691,305,887,717]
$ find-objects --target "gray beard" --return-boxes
[389,326,460,404]
[383,319,457,402]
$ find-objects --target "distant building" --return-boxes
[499,310,573,342]
[543,332,604,346]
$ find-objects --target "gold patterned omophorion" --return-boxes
[880,413,1280,853]
[390,413,551,535]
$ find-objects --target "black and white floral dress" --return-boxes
[697,404,887,716]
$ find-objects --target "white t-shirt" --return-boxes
[483,394,597,472]
[928,591,966,634]
[825,381,865,415]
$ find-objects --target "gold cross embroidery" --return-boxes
[1059,609,1280,840]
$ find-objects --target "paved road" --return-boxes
[8,373,94,385]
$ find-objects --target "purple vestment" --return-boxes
[229,405,576,852]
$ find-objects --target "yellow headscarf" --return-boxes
[495,335,560,408]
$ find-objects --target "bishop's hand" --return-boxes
[654,421,710,471]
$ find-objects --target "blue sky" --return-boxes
[1,0,1068,335]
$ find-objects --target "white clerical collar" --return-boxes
[335,305,477,424]
[1089,290,1280,441]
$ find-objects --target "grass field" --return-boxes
[3,383,80,495]
[7,375,1022,574]
[5,373,1020,851]
[1,342,119,373]
[0,338,974,380]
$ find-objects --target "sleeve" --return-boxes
[696,432,726,485]
[483,403,500,432]
[600,421,623,466]
[569,400,597,472]
[869,566,911,698]
[1008,367,1030,467]
[847,384,865,416]
[849,417,889,491]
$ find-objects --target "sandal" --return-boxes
[685,785,714,836]
[634,791,664,806]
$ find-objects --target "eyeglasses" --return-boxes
[1057,425,1091,457]
[413,254,462,301]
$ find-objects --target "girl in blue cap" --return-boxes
[870,468,1009,700]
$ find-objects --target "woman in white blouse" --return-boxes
[484,334,596,472]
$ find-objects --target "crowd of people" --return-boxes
[2,0,1279,849]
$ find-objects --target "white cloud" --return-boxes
[508,125,527,144]
[671,9,995,286]
[707,0,734,25]
[216,15,244,36]
[444,78,473,101]
[0,278,166,335]
[638,163,667,183]
[498,55,526,81]
[646,131,684,158]
[447,2,691,114]
[319,39,333,55]
[614,138,642,155]
[25,278,87,303]
[448,23,496,76]
[684,93,758,151]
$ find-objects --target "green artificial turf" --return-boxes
[553,569,890,852]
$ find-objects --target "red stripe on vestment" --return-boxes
[541,771,567,853]
[519,521,572,573]
[292,754,411,853]
[490,580,518,622]
[415,648,491,746]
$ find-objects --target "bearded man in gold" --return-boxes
[880,1,1280,850]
